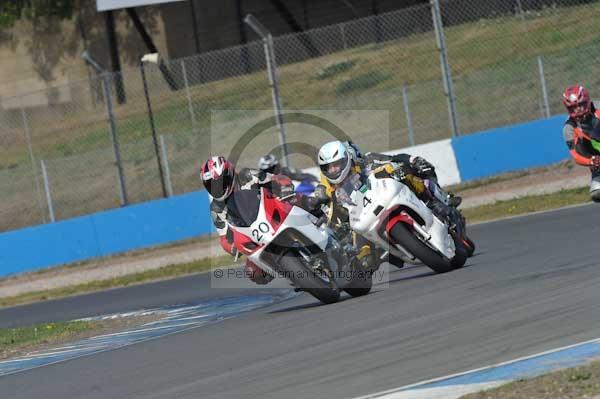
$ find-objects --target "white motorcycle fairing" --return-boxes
[227,189,351,284]
[339,173,456,261]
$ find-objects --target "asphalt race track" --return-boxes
[0,267,280,329]
[2,204,600,399]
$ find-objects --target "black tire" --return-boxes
[279,252,340,304]
[389,223,453,274]
[462,236,476,257]
[344,269,373,297]
[450,241,468,269]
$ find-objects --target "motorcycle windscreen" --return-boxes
[226,189,261,227]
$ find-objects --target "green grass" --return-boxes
[314,59,357,80]
[0,255,235,308]
[462,187,591,223]
[335,71,392,96]
[460,360,600,399]
[0,320,102,352]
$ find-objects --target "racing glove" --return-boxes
[410,156,435,177]
[271,174,295,198]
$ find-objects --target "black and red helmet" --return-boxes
[200,156,235,201]
[563,85,592,121]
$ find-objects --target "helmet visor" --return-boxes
[567,102,590,118]
[320,154,349,181]
[205,172,234,199]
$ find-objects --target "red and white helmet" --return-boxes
[563,85,592,121]
[200,156,235,201]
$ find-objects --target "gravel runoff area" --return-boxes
[0,161,589,299]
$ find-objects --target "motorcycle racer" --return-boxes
[201,156,323,285]
[315,141,461,220]
[314,141,463,269]
[562,85,600,202]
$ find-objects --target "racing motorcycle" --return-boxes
[226,188,372,304]
[335,164,473,273]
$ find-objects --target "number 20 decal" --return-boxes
[252,222,270,242]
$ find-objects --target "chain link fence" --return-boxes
[1,0,599,232]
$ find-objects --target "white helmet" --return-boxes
[258,154,279,172]
[318,140,352,184]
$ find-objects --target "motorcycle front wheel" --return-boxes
[389,223,453,274]
[279,251,341,304]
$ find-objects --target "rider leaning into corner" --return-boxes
[200,156,324,285]
[562,85,600,202]
[313,140,463,270]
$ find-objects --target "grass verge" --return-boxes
[0,255,235,308]
[461,360,600,399]
[462,187,591,223]
[0,320,103,360]
[0,315,161,361]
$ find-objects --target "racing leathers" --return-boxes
[563,104,600,202]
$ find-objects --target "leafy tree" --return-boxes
[0,1,75,28]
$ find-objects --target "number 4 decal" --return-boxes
[363,196,372,207]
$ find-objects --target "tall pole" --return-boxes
[160,135,174,197]
[431,0,460,137]
[140,61,168,198]
[101,75,129,205]
[21,107,46,222]
[181,59,198,132]
[245,14,290,167]
[402,85,416,146]
[104,10,126,104]
[538,56,551,118]
[81,50,129,206]
[40,160,55,223]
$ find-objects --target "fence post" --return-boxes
[20,107,46,223]
[140,60,169,198]
[340,23,348,50]
[431,0,460,137]
[101,75,129,206]
[159,135,174,197]
[245,14,290,167]
[515,0,525,20]
[537,56,551,118]
[40,160,55,223]
[402,85,416,146]
[180,59,198,133]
